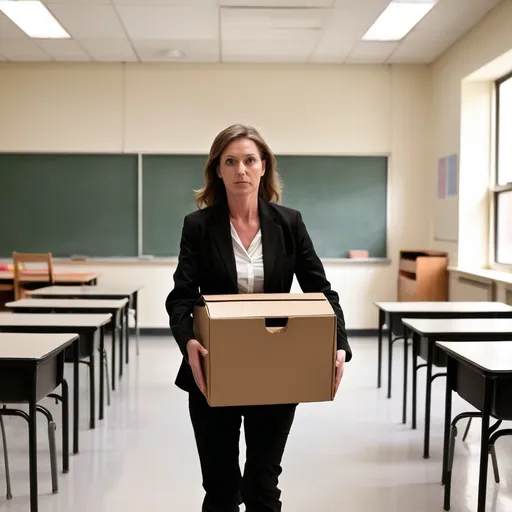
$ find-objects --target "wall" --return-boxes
[430,0,512,270]
[0,62,432,329]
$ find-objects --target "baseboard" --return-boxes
[134,328,385,337]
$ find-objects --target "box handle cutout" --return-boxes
[265,317,289,334]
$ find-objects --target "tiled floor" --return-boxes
[1,336,512,511]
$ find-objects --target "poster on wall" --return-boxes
[435,153,459,242]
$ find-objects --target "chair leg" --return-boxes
[489,444,500,484]
[0,413,13,500]
[36,406,59,494]
[104,349,111,406]
[462,417,473,441]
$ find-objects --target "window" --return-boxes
[494,72,512,265]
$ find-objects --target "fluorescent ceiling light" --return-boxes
[0,1,70,39]
[362,1,436,41]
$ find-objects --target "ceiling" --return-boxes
[0,0,504,64]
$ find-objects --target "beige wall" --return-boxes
[430,0,512,269]
[0,62,432,329]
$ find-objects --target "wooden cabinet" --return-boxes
[397,250,448,301]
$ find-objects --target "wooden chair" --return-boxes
[12,252,55,300]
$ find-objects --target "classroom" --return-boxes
[0,0,512,511]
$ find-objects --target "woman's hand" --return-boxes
[186,339,208,396]
[334,349,346,397]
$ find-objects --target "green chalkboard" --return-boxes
[141,154,388,258]
[0,153,138,258]
[277,156,388,258]
[142,154,207,257]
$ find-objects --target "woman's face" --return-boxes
[217,137,266,200]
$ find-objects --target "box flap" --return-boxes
[205,298,334,319]
[201,293,326,303]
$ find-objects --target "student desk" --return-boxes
[0,271,100,291]
[0,332,77,512]
[5,298,128,391]
[401,317,512,459]
[373,302,512,404]
[0,313,111,454]
[28,284,143,361]
[437,341,512,512]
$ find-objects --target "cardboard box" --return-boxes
[193,293,337,407]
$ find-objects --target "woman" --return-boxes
[165,124,352,512]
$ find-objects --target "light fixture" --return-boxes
[0,1,70,39]
[165,49,185,59]
[362,1,436,42]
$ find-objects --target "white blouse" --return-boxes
[230,223,264,294]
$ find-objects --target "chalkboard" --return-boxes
[277,155,388,258]
[0,152,387,259]
[142,154,206,257]
[0,153,138,258]
[141,154,388,258]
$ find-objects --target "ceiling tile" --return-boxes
[42,0,111,4]
[221,7,327,29]
[36,39,91,61]
[117,6,218,40]
[0,12,30,39]
[45,4,126,39]
[346,41,398,63]
[133,39,219,62]
[80,39,137,61]
[222,38,315,63]
[0,40,51,61]
[223,27,321,41]
[220,0,334,6]
[113,0,216,4]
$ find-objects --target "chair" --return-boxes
[12,252,55,300]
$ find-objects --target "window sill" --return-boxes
[448,266,512,286]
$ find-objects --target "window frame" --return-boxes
[492,70,512,269]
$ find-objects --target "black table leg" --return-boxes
[73,338,80,454]
[412,333,418,430]
[387,315,393,399]
[125,304,130,365]
[402,327,409,424]
[111,317,117,391]
[424,338,433,459]
[135,292,140,356]
[89,341,95,430]
[477,377,493,512]
[61,379,69,474]
[442,359,453,489]
[119,309,124,378]
[378,309,384,388]
[99,326,105,420]
[29,370,38,512]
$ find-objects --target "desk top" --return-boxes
[402,317,512,335]
[28,284,143,297]
[0,312,111,328]
[437,341,512,373]
[0,332,78,361]
[6,298,128,309]
[374,301,512,313]
[0,271,100,283]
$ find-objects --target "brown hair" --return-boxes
[195,124,282,208]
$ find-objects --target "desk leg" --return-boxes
[402,327,408,424]
[477,378,492,512]
[119,309,124,378]
[61,379,69,474]
[423,338,433,459]
[73,338,80,454]
[135,292,140,356]
[412,333,418,430]
[377,309,384,388]
[89,341,95,430]
[111,318,117,391]
[99,326,105,420]
[125,304,130,365]
[29,371,38,512]
[442,359,453,489]
[387,315,393,399]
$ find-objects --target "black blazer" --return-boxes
[165,198,352,392]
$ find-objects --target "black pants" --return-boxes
[188,389,297,512]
